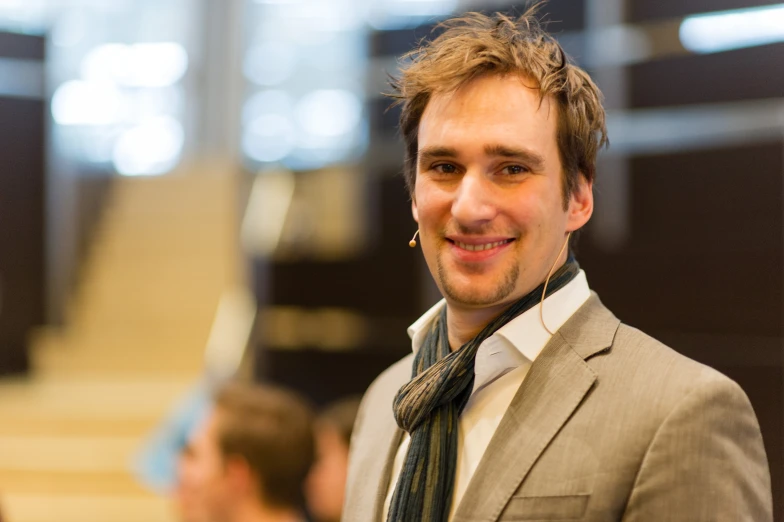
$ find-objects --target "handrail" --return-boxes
[203,286,257,383]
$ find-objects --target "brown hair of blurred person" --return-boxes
[391,8,608,207]
[176,382,314,522]
[305,397,361,522]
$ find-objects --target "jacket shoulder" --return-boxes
[614,324,728,380]
[362,353,414,408]
[607,323,748,410]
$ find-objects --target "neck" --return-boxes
[233,499,302,522]
[445,302,509,350]
[445,247,570,350]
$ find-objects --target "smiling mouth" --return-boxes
[450,238,514,252]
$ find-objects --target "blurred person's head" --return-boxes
[390,7,607,314]
[176,382,315,522]
[305,397,361,522]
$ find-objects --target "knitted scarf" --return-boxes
[387,257,580,522]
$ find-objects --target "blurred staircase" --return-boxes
[0,165,240,522]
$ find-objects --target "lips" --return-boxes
[453,239,514,252]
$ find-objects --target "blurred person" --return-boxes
[136,382,212,493]
[175,382,314,522]
[175,442,210,522]
[343,6,772,522]
[304,397,361,522]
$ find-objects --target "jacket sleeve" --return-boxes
[622,375,772,521]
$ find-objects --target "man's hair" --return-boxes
[389,5,608,207]
[213,382,315,509]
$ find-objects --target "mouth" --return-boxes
[450,238,515,251]
[444,237,516,262]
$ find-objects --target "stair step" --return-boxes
[0,470,145,496]
[0,436,138,473]
[0,378,193,420]
[33,351,204,375]
[0,417,155,438]
[3,493,172,522]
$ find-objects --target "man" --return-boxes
[343,8,772,522]
[176,382,314,522]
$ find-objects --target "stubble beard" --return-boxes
[436,253,520,307]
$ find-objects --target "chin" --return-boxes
[440,281,513,307]
[438,264,519,307]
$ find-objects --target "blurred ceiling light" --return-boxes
[81,129,120,163]
[130,85,183,121]
[243,113,296,162]
[381,0,457,16]
[51,80,125,125]
[287,146,351,171]
[295,89,361,137]
[0,0,46,26]
[368,0,457,29]
[243,42,297,85]
[242,89,293,125]
[112,116,184,176]
[80,43,129,83]
[129,43,188,86]
[680,4,784,53]
[81,42,188,87]
[0,0,26,8]
[51,11,86,47]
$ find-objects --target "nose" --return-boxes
[451,170,497,227]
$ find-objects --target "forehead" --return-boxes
[418,74,558,151]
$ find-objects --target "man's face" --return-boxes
[175,410,233,522]
[413,74,592,312]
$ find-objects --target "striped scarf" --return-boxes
[387,257,580,522]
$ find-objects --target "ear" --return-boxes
[411,200,419,223]
[566,174,593,232]
[224,456,254,496]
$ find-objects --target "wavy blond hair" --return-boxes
[388,5,608,207]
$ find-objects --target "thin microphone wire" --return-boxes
[540,232,572,335]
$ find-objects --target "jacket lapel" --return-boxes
[453,295,620,522]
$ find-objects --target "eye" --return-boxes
[432,163,458,174]
[501,164,529,175]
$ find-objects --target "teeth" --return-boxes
[455,240,509,252]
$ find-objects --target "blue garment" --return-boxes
[132,382,211,492]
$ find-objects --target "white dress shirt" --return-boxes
[383,270,592,521]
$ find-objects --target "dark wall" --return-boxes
[627,0,783,23]
[0,32,46,374]
[254,174,419,401]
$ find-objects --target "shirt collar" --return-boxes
[407,270,592,394]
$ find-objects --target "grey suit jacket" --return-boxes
[343,294,772,521]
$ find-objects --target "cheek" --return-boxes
[504,196,543,231]
[414,181,451,223]
[510,186,564,231]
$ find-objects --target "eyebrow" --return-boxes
[484,144,545,170]
[417,144,545,171]
[417,146,459,169]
